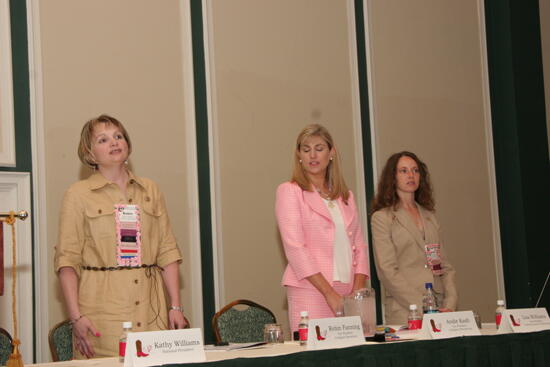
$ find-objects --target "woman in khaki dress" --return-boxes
[55,114,188,358]
[370,151,457,325]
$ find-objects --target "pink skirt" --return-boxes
[287,282,353,332]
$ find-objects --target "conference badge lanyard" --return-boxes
[424,243,444,276]
[115,204,142,267]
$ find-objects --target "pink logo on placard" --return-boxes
[510,315,521,326]
[315,325,327,341]
[135,340,151,358]
[430,319,441,333]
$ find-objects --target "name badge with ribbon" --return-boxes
[424,244,444,275]
[419,311,481,339]
[497,308,550,334]
[115,204,142,267]
[306,316,364,350]
[123,329,205,367]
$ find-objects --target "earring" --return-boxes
[330,157,333,161]
[299,159,302,163]
[124,160,129,165]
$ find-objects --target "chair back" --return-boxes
[212,299,276,343]
[0,328,13,366]
[49,320,73,361]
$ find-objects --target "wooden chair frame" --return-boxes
[48,319,72,362]
[211,299,276,343]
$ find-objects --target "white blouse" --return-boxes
[323,199,352,283]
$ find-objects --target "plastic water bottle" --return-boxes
[119,321,132,362]
[422,283,438,314]
[298,311,309,346]
[407,304,422,329]
[495,300,505,329]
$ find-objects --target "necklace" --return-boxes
[314,186,335,208]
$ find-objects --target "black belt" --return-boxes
[81,264,163,271]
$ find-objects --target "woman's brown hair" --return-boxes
[371,151,434,213]
[291,124,349,203]
[78,114,132,169]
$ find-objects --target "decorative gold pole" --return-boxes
[1,210,29,367]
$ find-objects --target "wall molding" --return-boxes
[362,0,378,182]
[476,0,505,301]
[189,0,217,343]
[0,0,16,167]
[347,0,369,227]
[0,171,32,362]
[178,0,204,333]
[26,0,49,361]
[358,0,382,323]
[203,0,224,312]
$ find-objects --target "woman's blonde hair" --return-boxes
[291,124,349,203]
[78,114,132,169]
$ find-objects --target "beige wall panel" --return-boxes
[209,0,363,335]
[39,0,195,336]
[368,0,499,321]
[540,0,550,156]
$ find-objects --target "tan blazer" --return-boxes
[371,205,457,324]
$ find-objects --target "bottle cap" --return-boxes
[497,299,505,306]
[409,304,417,310]
[425,282,433,289]
[123,321,132,329]
[300,311,309,317]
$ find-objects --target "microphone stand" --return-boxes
[534,271,550,308]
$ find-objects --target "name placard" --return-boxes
[419,311,480,339]
[497,308,550,334]
[123,328,205,367]
[306,316,364,350]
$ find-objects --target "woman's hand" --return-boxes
[168,309,189,329]
[325,291,344,316]
[306,273,344,316]
[72,316,100,358]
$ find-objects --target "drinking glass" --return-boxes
[263,323,284,344]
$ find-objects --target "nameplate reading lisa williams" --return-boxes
[124,328,205,367]
[497,308,550,334]
[307,316,364,350]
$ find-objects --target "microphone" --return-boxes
[534,271,550,308]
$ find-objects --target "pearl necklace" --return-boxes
[315,186,335,208]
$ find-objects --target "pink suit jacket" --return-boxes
[275,181,370,289]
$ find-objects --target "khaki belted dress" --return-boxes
[54,172,182,358]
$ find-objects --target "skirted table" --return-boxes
[166,329,550,367]
[30,329,550,367]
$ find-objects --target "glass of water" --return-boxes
[263,323,284,344]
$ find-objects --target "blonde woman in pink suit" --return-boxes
[275,124,370,332]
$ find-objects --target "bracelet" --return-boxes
[169,306,183,312]
[71,315,84,324]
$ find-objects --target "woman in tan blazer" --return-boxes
[371,151,457,325]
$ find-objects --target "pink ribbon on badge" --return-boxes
[425,243,444,276]
[115,204,142,267]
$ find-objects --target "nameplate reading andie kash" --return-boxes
[419,311,481,339]
[307,316,364,350]
[497,308,550,334]
[124,329,205,367]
